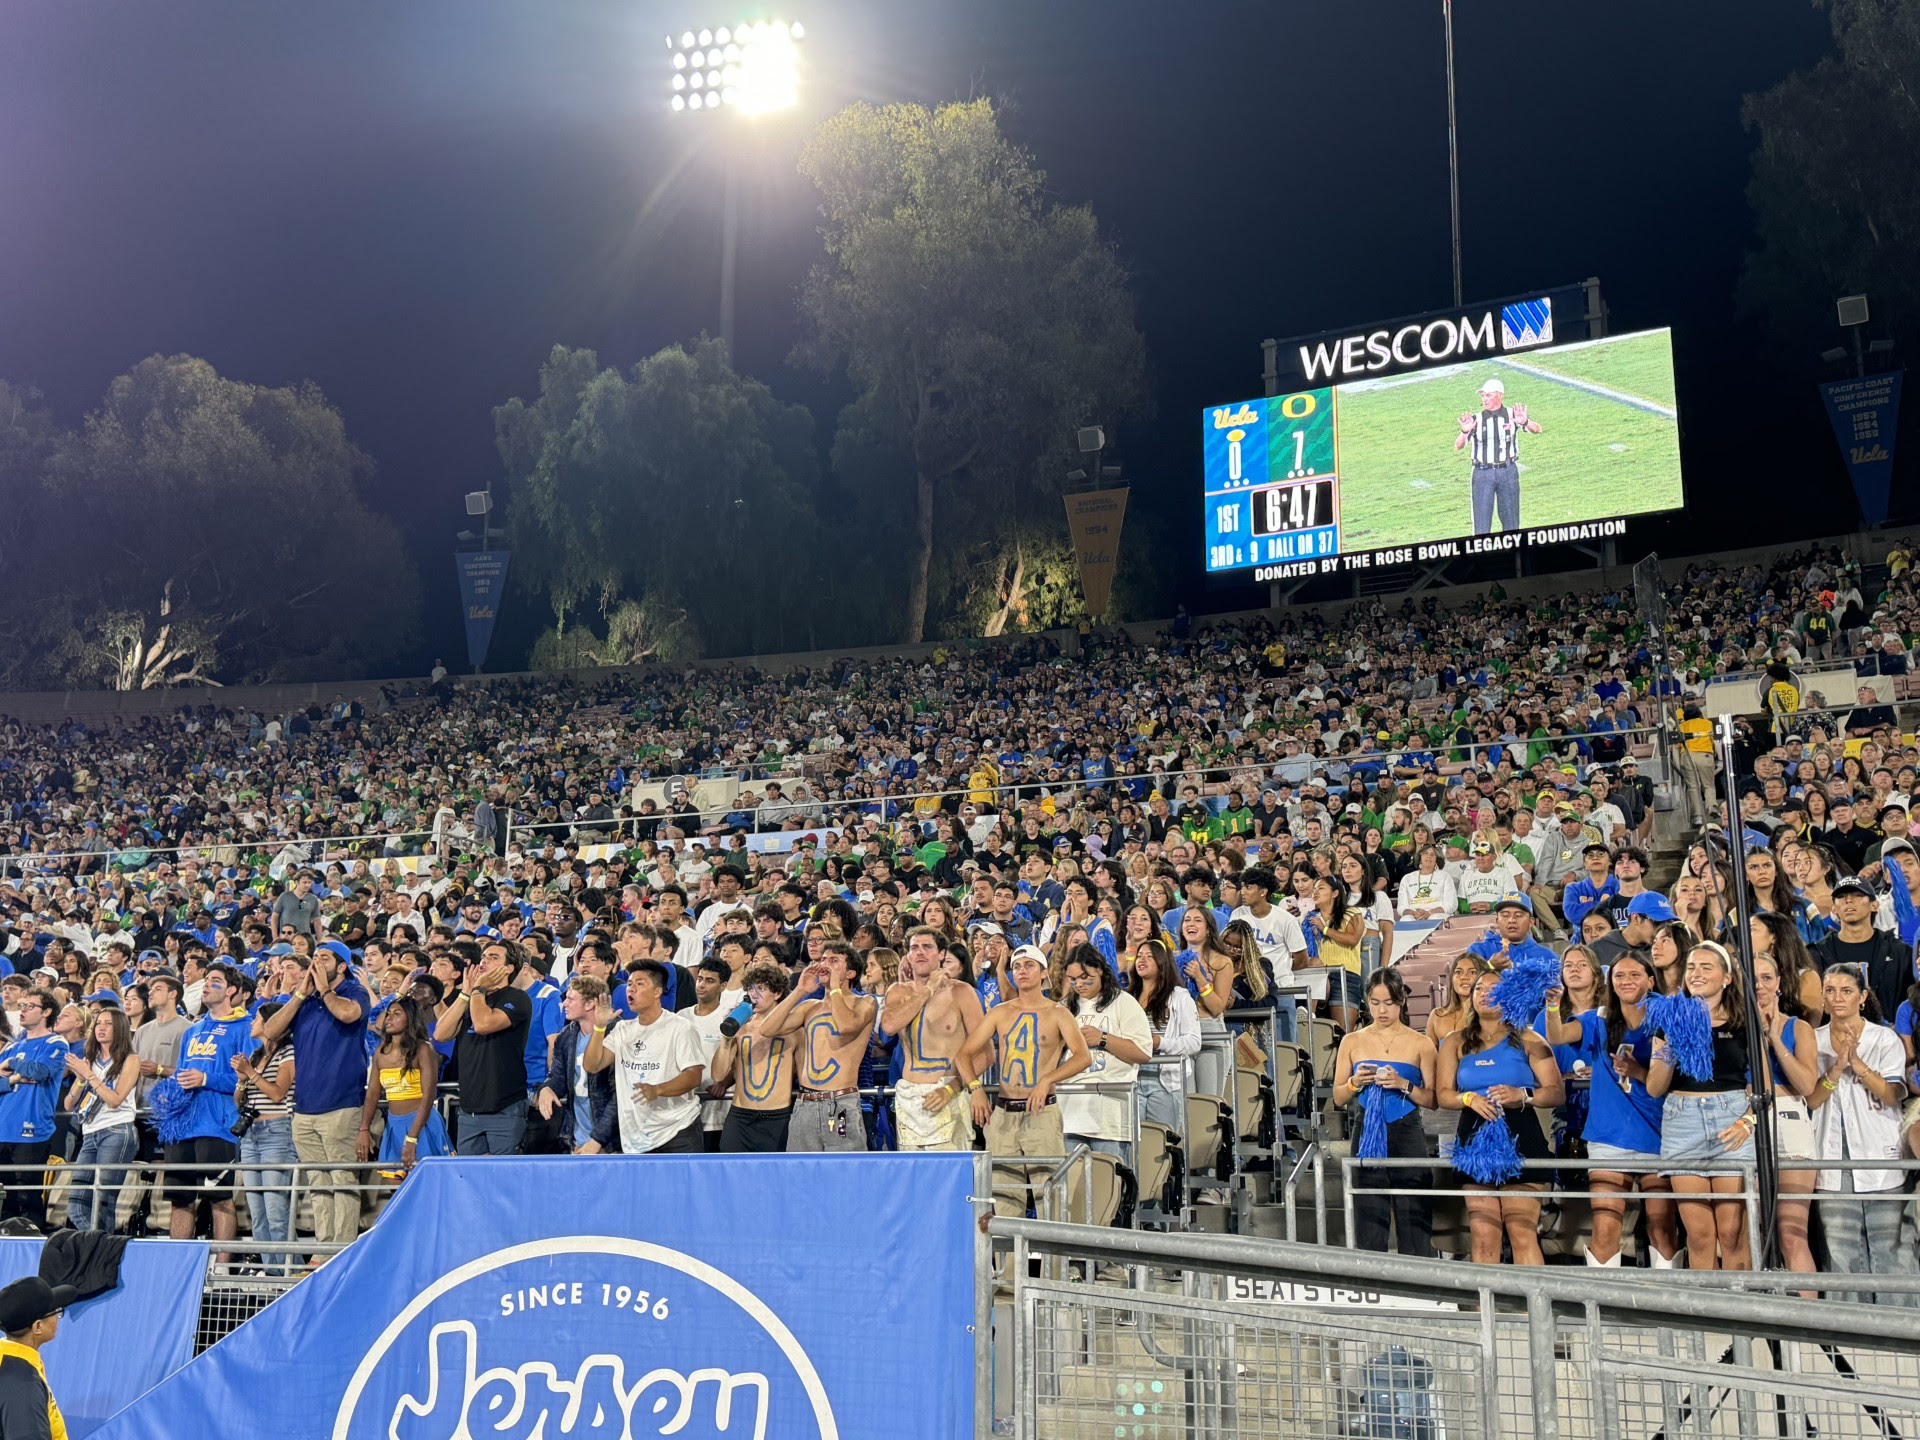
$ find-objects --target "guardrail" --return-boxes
[2,721,1673,875]
[10,1158,409,1241]
[990,1216,1920,1440]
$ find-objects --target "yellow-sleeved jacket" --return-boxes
[0,1339,66,1440]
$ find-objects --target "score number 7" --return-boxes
[1278,389,1323,480]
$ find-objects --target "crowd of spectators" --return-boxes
[0,540,1915,1296]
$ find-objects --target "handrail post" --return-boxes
[972,1150,993,1440]
[1528,1289,1561,1440]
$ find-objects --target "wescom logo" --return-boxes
[332,1236,839,1439]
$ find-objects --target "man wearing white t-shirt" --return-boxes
[684,958,744,1151]
[583,959,706,1154]
[693,867,754,946]
[1228,868,1307,1043]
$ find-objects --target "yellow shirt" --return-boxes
[0,1339,66,1440]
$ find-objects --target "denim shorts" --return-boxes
[1659,1090,1755,1175]
[1586,1140,1663,1171]
[1329,968,1364,1006]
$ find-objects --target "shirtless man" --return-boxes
[761,940,876,1151]
[711,961,797,1152]
[937,943,1091,1223]
[881,926,987,1151]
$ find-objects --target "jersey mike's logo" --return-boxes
[333,1237,838,1440]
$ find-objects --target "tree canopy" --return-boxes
[795,98,1150,642]
[1742,0,1920,349]
[2,355,421,689]
[496,337,826,663]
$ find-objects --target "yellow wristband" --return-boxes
[593,1025,608,1034]
[967,1078,983,1092]
[1199,985,1215,997]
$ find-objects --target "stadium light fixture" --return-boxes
[663,18,805,116]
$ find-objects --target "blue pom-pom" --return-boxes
[1356,1084,1390,1160]
[1646,992,1714,1082]
[1454,1114,1524,1184]
[146,1076,195,1146]
[1490,952,1562,1031]
[1890,859,1920,948]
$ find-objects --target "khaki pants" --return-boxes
[986,1102,1065,1221]
[895,1079,975,1152]
[292,1108,363,1244]
[1672,748,1717,822]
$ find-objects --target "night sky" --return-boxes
[0,1,1839,667]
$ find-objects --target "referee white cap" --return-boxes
[1478,376,1505,395]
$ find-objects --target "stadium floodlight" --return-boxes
[664,19,804,115]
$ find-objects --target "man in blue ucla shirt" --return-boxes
[166,963,255,1243]
[0,988,70,1231]
[1467,894,1559,972]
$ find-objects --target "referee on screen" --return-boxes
[1454,375,1540,535]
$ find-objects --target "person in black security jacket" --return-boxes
[535,975,621,1154]
[0,1275,73,1440]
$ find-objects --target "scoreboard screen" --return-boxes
[1202,314,1686,580]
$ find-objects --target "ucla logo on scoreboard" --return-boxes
[1500,297,1553,350]
[333,1237,839,1440]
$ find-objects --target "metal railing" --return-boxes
[11,1158,408,1240]
[2,720,1673,878]
[990,1216,1920,1440]
[1337,1153,1764,1262]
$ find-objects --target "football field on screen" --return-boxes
[1331,328,1683,552]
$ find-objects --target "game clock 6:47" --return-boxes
[1203,387,1340,572]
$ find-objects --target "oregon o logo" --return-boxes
[1279,392,1316,420]
[333,1236,838,1439]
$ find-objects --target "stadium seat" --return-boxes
[1135,1120,1177,1211]
[1061,1150,1128,1229]
[1184,1093,1232,1181]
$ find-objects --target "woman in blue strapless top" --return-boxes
[1439,962,1566,1265]
[1332,969,1437,1257]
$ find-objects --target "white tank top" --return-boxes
[80,1055,138,1133]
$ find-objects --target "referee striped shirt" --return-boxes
[1470,407,1521,467]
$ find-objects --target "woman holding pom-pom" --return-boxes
[1543,950,1680,1267]
[1647,941,1756,1270]
[1439,961,1565,1264]
[1332,969,1437,1256]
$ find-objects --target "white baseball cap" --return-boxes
[1479,376,1505,396]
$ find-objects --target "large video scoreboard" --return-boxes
[1203,290,1686,580]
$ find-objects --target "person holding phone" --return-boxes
[1332,969,1436,1256]
[1543,951,1678,1267]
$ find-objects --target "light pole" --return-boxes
[665,19,806,358]
[1443,0,1463,308]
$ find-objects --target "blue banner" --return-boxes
[1820,370,1903,526]
[454,550,511,671]
[91,1155,976,1439]
[0,1239,204,1436]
